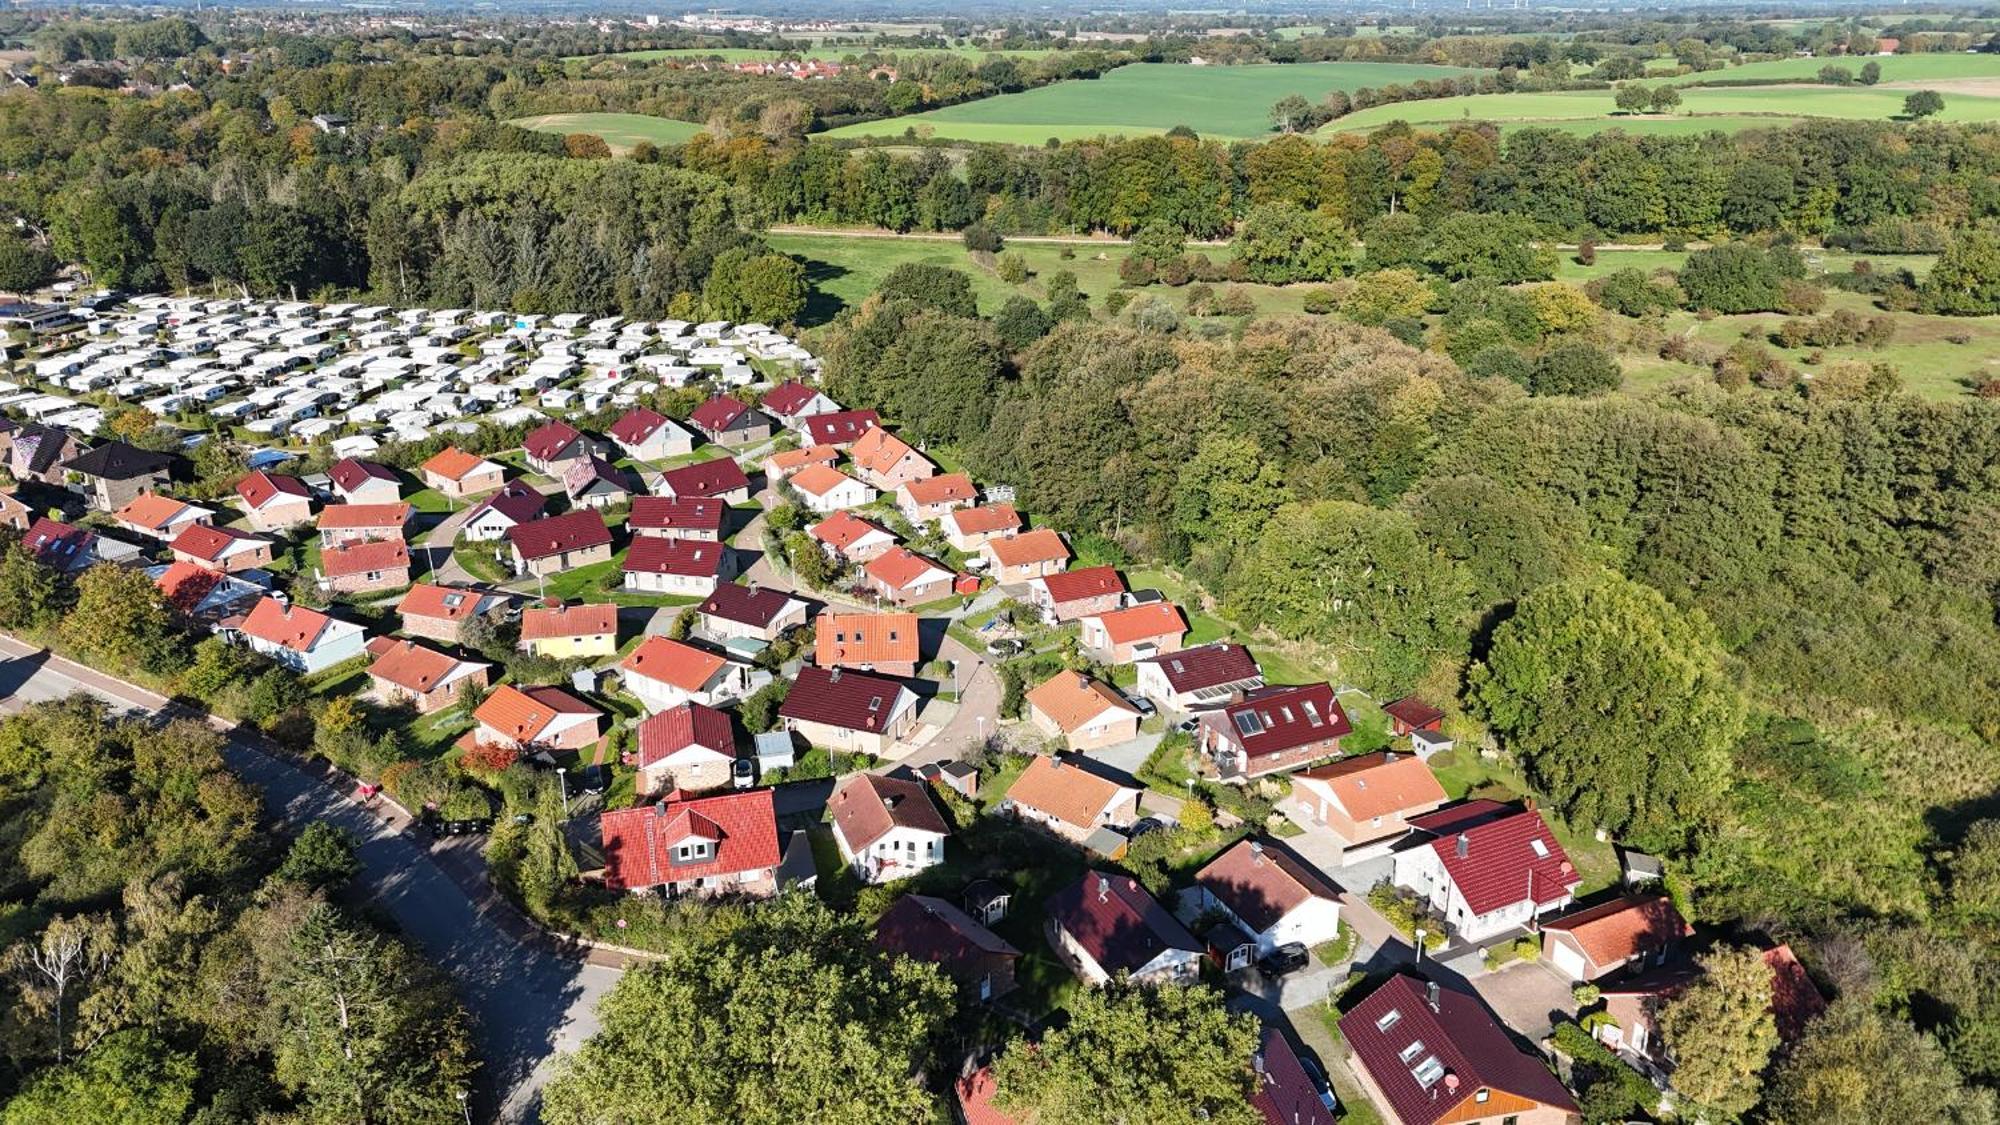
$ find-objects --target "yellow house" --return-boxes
[518,602,619,659]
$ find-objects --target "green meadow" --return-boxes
[1323,81,2000,135]
[507,112,704,152]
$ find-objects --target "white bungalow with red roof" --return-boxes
[599,789,783,899]
[1079,602,1187,664]
[634,701,737,795]
[829,773,951,884]
[655,457,751,505]
[328,458,401,504]
[1539,894,1689,982]
[461,481,544,542]
[236,597,367,675]
[697,583,808,644]
[1197,683,1351,781]
[170,524,275,574]
[113,492,213,541]
[1389,800,1582,943]
[896,472,976,525]
[1192,839,1342,963]
[760,380,840,428]
[622,536,732,597]
[1135,642,1265,713]
[688,395,774,447]
[236,470,315,531]
[1028,565,1125,624]
[365,637,489,714]
[607,407,693,461]
[779,665,919,757]
[788,463,876,514]
[620,636,751,712]
[628,496,725,542]
[809,510,896,563]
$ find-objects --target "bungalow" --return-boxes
[809,510,896,563]
[328,458,401,504]
[1029,565,1126,624]
[600,789,782,898]
[697,583,808,644]
[788,464,875,514]
[113,492,212,541]
[397,582,507,645]
[1135,643,1264,713]
[507,510,613,577]
[236,470,315,531]
[1046,872,1202,987]
[1001,753,1141,845]
[760,380,839,427]
[849,426,936,491]
[1026,672,1142,752]
[170,524,275,574]
[1080,602,1187,664]
[607,407,693,461]
[981,528,1069,585]
[943,503,1020,552]
[763,443,839,484]
[829,773,951,884]
[365,637,489,714]
[688,395,774,447]
[317,503,414,548]
[1389,800,1581,944]
[896,473,975,525]
[63,441,173,511]
[20,517,103,574]
[522,420,601,476]
[862,547,953,606]
[419,447,504,498]
[628,496,725,542]
[656,457,752,505]
[1197,683,1351,782]
[620,635,750,712]
[1341,974,1579,1125]
[318,538,412,595]
[779,665,919,757]
[237,597,367,675]
[873,895,1020,1003]
[460,481,544,542]
[518,601,618,659]
[634,701,737,795]
[814,611,920,677]
[1289,751,1449,856]
[802,409,879,449]
[151,561,262,625]
[1539,895,1690,982]
[1598,944,1826,1066]
[563,456,633,511]
[1192,839,1342,965]
[623,535,731,597]
[468,683,602,756]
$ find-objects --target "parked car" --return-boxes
[1129,816,1168,839]
[732,758,756,789]
[1258,942,1310,977]
[985,637,1026,657]
[576,764,608,795]
[1124,692,1156,718]
[1173,716,1199,735]
[1298,1054,1339,1114]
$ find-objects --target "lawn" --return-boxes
[1422,747,1621,895]
[507,112,705,154]
[824,61,1491,142]
[1664,51,2000,86]
[591,45,1061,63]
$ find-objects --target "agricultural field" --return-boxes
[1661,51,2000,86]
[507,112,703,152]
[593,44,1059,62]
[822,61,1489,142]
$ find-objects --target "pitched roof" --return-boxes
[760,379,822,417]
[1251,1024,1337,1125]
[779,665,909,735]
[1139,643,1262,694]
[689,394,748,433]
[874,894,1020,978]
[864,546,949,591]
[1005,754,1133,830]
[814,612,919,667]
[1340,974,1578,1125]
[518,601,617,641]
[330,457,397,493]
[635,702,735,770]
[1195,838,1343,934]
[240,597,334,652]
[698,583,799,629]
[1038,565,1125,604]
[809,510,892,553]
[1089,602,1187,646]
[600,789,781,890]
[563,456,631,499]
[1214,683,1352,759]
[317,502,413,530]
[523,419,586,461]
[901,473,975,507]
[628,496,726,534]
[955,1068,1020,1125]
[608,407,671,446]
[803,409,880,446]
[398,583,491,622]
[170,523,261,563]
[1026,672,1138,734]
[1406,800,1580,916]
[1294,751,1447,822]
[114,491,199,531]
[506,510,611,561]
[789,463,860,498]
[62,440,170,480]
[1383,695,1446,729]
[466,480,544,526]
[420,446,497,482]
[831,773,951,852]
[851,426,928,477]
[765,444,840,476]
[369,639,476,695]
[658,456,750,499]
[1540,895,1690,970]
[1600,944,1827,1044]
[1046,872,1200,975]
[320,537,411,579]
[621,636,727,692]
[21,517,91,565]
[475,683,597,741]
[986,528,1068,567]
[623,535,725,578]
[154,561,223,615]
[946,503,1020,537]
[236,469,311,510]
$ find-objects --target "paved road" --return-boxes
[0,636,617,1124]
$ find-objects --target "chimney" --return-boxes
[1252,1050,1266,1078]
[1427,980,1441,1012]
[829,667,841,683]
[1455,833,1470,859]
[1384,750,1397,763]
[1250,841,1265,864]
[1524,796,1537,812]
[1096,875,1109,902]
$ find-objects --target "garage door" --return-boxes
[1548,938,1587,980]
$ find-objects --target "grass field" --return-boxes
[508,112,703,152]
[593,44,1059,62]
[1323,81,2000,135]
[823,61,1489,142]
[1666,51,2000,86]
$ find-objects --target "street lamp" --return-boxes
[555,767,569,816]
[1414,927,1428,966]
[455,1089,471,1125]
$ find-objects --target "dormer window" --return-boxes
[671,840,714,864]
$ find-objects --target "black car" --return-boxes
[1258,942,1310,977]
[1128,816,1168,839]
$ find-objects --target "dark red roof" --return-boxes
[698,583,797,628]
[1340,975,1577,1125]
[505,510,612,561]
[635,702,734,770]
[873,894,1020,979]
[22,517,92,565]
[468,480,544,526]
[629,496,726,534]
[1251,1024,1337,1125]
[1038,565,1126,604]
[1406,800,1580,916]
[523,420,586,461]
[1215,683,1351,760]
[608,407,669,446]
[1384,695,1446,730]
[688,395,748,433]
[658,457,750,499]
[778,665,909,735]
[1139,642,1262,694]
[760,380,821,417]
[1045,872,1200,976]
[599,789,781,890]
[329,457,396,494]
[237,470,310,510]
[803,409,880,446]
[622,535,725,578]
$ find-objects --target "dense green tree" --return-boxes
[1530,342,1622,396]
[0,1028,195,1125]
[1172,434,1289,549]
[1678,243,1786,313]
[1407,474,1582,606]
[61,564,177,673]
[993,295,1052,351]
[273,823,362,892]
[1655,946,1778,1118]
[1921,229,2000,316]
[1235,202,1349,284]
[874,262,977,317]
[1424,213,1554,282]
[1767,1000,1997,1125]
[0,234,56,293]
[1904,90,1946,119]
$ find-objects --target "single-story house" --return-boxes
[634,701,737,796]
[1046,872,1202,987]
[1340,974,1580,1125]
[862,547,953,606]
[981,528,1069,585]
[112,492,212,541]
[507,510,613,577]
[802,409,879,449]
[873,895,1020,1003]
[778,665,919,757]
[328,457,401,504]
[623,535,732,597]
[1597,944,1827,1066]
[366,637,489,714]
[599,789,782,898]
[1289,751,1448,856]
[517,601,618,659]
[943,503,1021,552]
[419,447,504,499]
[629,496,725,542]
[829,773,951,884]
[1389,800,1582,944]
[656,457,752,505]
[1001,753,1140,845]
[621,635,751,712]
[237,597,367,675]
[1079,602,1186,664]
[763,443,840,484]
[467,683,602,756]
[760,380,839,427]
[1026,672,1142,752]
[236,470,315,531]
[809,510,896,562]
[522,420,601,477]
[318,537,412,595]
[608,407,694,461]
[563,456,633,511]
[461,481,544,542]
[1540,895,1691,982]
[688,395,774,447]
[170,524,274,574]
[1192,839,1343,966]
[896,473,976,525]
[697,583,809,644]
[788,463,876,514]
[1028,565,1125,624]
[814,611,920,677]
[397,583,508,645]
[317,503,414,548]
[849,426,936,491]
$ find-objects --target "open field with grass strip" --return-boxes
[507,112,703,152]
[592,45,1062,62]
[1664,51,2000,86]
[823,61,1489,142]
[1323,82,2000,134]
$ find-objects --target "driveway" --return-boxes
[1472,960,1577,1043]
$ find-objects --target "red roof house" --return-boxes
[1197,683,1351,781]
[599,789,783,896]
[1340,974,1578,1125]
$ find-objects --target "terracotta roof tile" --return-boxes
[1026,672,1138,734]
[600,789,781,890]
[518,602,617,641]
[621,636,726,692]
[420,446,495,482]
[236,470,311,510]
[1089,602,1186,646]
[815,612,919,668]
[986,528,1068,568]
[398,583,491,623]
[864,546,948,591]
[789,463,859,498]
[369,639,476,695]
[114,492,199,531]
[1005,754,1133,831]
[635,702,734,770]
[901,473,975,507]
[1294,751,1447,822]
[809,510,893,554]
[170,523,261,563]
[240,597,333,652]
[1540,895,1690,970]
[946,504,1020,537]
[317,503,413,531]
[321,538,410,579]
[1038,565,1124,604]
[851,426,930,477]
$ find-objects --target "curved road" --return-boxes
[0,636,616,1124]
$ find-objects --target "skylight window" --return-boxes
[1233,711,1264,737]
[1530,839,1550,859]
[1413,1057,1446,1088]
[1398,1040,1426,1064]
[1375,1009,1403,1032]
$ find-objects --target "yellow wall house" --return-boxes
[518,602,619,659]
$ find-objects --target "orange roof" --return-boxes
[986,528,1068,567]
[765,444,839,475]
[421,446,495,482]
[1542,895,1691,969]
[153,560,222,613]
[398,583,489,622]
[790,463,861,498]
[1004,753,1132,830]
[810,510,893,553]
[1294,752,1447,821]
[474,684,570,741]
[317,503,413,530]
[519,602,617,641]
[1026,672,1138,733]
[1090,602,1186,646]
[851,426,930,476]
[947,504,1020,537]
[865,546,948,591]
[815,612,919,667]
[239,597,334,652]
[114,491,198,531]
[902,473,975,506]
[620,636,726,692]
[368,639,470,695]
[321,538,410,579]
